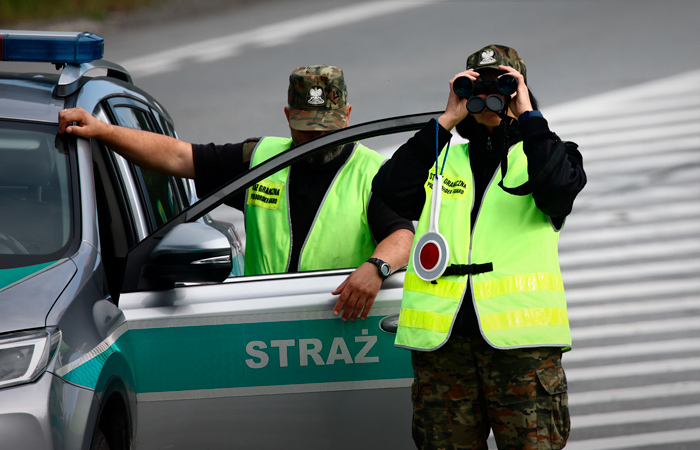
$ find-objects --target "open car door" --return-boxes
[110,113,439,449]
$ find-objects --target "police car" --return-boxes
[0,30,439,450]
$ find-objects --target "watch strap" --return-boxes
[367,257,391,280]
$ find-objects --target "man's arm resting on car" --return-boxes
[332,228,414,322]
[58,107,195,179]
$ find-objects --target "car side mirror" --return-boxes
[145,222,232,285]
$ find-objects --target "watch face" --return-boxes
[369,258,390,278]
[380,264,390,276]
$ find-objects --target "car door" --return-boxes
[114,113,439,449]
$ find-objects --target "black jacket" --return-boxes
[192,141,414,272]
[372,115,587,335]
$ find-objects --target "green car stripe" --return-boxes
[58,316,412,396]
[0,261,57,291]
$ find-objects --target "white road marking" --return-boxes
[573,404,700,429]
[568,297,700,320]
[571,317,700,341]
[121,1,442,77]
[566,357,700,381]
[565,278,700,304]
[559,238,700,267]
[565,428,700,450]
[564,338,700,362]
[568,381,700,406]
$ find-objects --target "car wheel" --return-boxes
[90,428,110,450]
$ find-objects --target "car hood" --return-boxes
[0,259,77,334]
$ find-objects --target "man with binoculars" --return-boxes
[373,45,587,449]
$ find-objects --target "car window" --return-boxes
[0,120,75,269]
[204,129,420,278]
[154,110,177,138]
[111,104,185,231]
[120,112,439,292]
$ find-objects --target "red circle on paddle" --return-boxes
[419,241,440,270]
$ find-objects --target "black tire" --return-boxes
[90,427,111,450]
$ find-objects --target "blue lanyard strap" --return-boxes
[435,120,451,176]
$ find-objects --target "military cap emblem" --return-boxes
[479,50,496,65]
[307,86,325,105]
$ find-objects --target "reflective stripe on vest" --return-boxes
[244,137,384,275]
[395,141,571,351]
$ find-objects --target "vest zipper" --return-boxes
[465,137,502,340]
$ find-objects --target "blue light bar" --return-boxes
[0,30,104,64]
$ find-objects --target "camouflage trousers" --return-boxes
[411,334,570,450]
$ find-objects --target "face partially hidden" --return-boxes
[285,105,351,166]
[470,69,513,131]
[472,102,503,130]
[289,127,326,146]
[290,128,344,166]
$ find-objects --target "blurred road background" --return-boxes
[108,1,700,448]
[11,0,700,447]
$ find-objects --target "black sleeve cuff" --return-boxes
[412,118,454,164]
[518,110,543,123]
[518,115,552,141]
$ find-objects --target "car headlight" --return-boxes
[0,328,61,389]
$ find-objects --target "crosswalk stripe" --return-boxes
[560,218,700,247]
[581,175,700,198]
[577,176,700,200]
[564,338,700,362]
[564,201,700,230]
[565,428,700,450]
[568,381,700,406]
[562,257,700,285]
[571,316,700,341]
[559,238,700,267]
[547,89,700,123]
[536,69,700,446]
[548,89,700,118]
[568,297,700,320]
[566,357,700,382]
[543,69,700,119]
[550,107,699,136]
[565,277,700,303]
[561,121,700,150]
[585,151,700,176]
[578,136,700,162]
[573,403,700,429]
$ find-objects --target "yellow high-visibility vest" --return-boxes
[244,137,384,275]
[396,141,571,351]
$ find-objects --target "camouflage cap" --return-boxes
[287,65,349,131]
[466,44,527,84]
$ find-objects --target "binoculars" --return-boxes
[453,74,517,114]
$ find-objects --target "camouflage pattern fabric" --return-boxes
[465,45,527,84]
[287,65,349,131]
[411,334,569,450]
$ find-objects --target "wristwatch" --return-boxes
[368,257,391,281]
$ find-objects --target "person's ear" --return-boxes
[344,104,352,126]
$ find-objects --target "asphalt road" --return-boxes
[91,0,700,145]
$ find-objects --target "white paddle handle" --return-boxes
[429,174,442,233]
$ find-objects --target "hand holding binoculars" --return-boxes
[453,74,517,114]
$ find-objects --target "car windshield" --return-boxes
[0,121,74,269]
